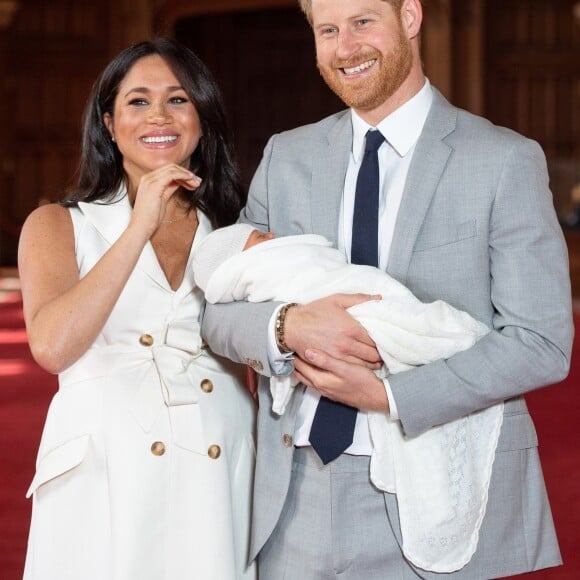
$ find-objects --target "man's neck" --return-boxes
[355,71,426,127]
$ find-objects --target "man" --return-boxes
[202,0,573,578]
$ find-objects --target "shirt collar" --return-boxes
[351,78,433,162]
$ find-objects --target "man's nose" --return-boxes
[336,29,360,60]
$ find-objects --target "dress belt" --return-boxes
[57,327,221,454]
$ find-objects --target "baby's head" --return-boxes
[193,223,274,291]
[243,228,275,250]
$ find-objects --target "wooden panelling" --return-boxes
[565,231,580,297]
[0,0,157,264]
[173,2,458,188]
[155,0,294,32]
[0,0,113,264]
[175,7,344,188]
[485,0,580,218]
[1,0,578,269]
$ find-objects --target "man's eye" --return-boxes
[319,26,337,36]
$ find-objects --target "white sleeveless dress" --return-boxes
[23,192,257,580]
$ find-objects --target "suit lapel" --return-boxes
[79,191,172,291]
[311,111,352,246]
[387,90,457,284]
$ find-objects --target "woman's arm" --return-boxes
[18,203,150,374]
[18,164,200,374]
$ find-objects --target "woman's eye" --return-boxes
[128,98,148,106]
[169,96,188,104]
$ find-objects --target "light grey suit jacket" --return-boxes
[202,89,574,578]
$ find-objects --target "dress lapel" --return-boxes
[387,90,457,284]
[311,111,352,246]
[78,190,172,291]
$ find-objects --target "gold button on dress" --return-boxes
[200,379,214,393]
[151,441,166,456]
[139,334,154,347]
[207,444,221,459]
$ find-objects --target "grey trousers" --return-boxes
[257,443,562,580]
[258,446,420,580]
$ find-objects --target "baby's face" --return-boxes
[243,229,275,250]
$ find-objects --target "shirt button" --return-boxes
[139,334,154,347]
[207,444,221,459]
[151,441,166,456]
[200,379,214,393]
[283,434,293,447]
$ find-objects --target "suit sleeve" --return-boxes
[201,136,283,376]
[389,138,574,437]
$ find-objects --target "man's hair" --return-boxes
[298,0,406,25]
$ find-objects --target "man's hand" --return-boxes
[293,349,389,412]
[283,293,382,369]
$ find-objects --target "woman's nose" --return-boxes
[148,102,170,123]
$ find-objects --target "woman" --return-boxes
[19,39,256,579]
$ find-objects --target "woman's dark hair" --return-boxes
[63,38,245,227]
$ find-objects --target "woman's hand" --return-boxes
[130,164,202,237]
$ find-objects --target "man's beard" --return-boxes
[317,27,413,112]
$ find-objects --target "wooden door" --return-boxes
[174,7,344,188]
[484,0,580,217]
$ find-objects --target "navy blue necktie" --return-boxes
[309,129,384,465]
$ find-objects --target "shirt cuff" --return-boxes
[383,378,399,420]
[268,305,294,374]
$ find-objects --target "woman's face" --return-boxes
[103,54,202,188]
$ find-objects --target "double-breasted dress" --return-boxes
[24,192,256,580]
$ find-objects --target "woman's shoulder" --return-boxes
[25,202,70,221]
[21,203,73,242]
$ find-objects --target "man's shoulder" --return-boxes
[273,109,350,144]
[421,88,546,169]
[444,100,537,151]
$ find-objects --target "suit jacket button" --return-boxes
[139,333,154,346]
[200,379,214,393]
[151,441,166,456]
[283,434,293,447]
[208,444,221,459]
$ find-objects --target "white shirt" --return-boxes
[271,79,434,453]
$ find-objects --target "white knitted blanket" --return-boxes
[200,234,503,572]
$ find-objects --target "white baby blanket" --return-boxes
[201,234,503,572]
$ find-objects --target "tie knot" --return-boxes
[364,129,385,153]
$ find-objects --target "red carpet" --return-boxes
[1,293,578,578]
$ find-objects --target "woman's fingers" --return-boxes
[131,164,202,234]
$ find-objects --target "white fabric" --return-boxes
[193,222,256,293]
[194,231,504,573]
[24,193,256,580]
[296,82,434,454]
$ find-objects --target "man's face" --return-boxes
[311,0,413,114]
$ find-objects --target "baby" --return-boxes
[193,224,504,570]
[194,223,490,385]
